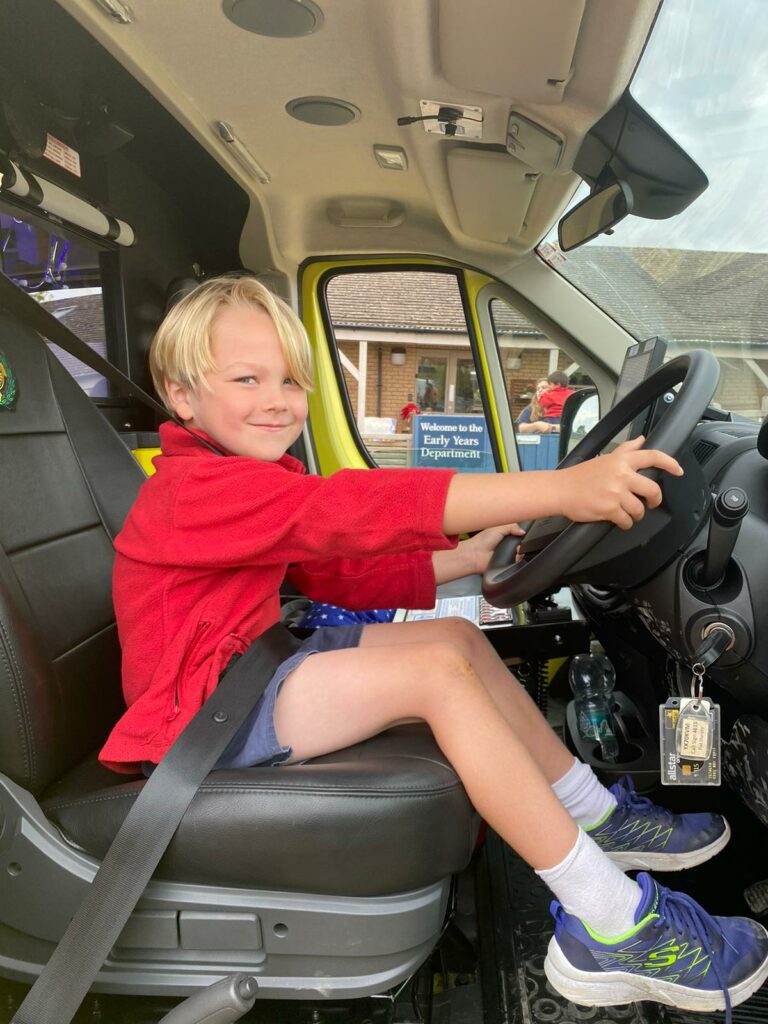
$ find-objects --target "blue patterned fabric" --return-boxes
[299,602,395,628]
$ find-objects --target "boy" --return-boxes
[103,276,768,1018]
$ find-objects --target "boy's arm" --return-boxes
[441,436,683,535]
[432,524,524,584]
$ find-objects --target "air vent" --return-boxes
[692,439,719,464]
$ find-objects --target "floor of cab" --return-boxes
[477,809,768,1024]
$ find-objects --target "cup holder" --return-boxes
[566,690,659,790]
[590,740,643,765]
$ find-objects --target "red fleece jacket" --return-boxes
[539,385,574,420]
[101,422,457,772]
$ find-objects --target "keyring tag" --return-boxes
[660,697,721,786]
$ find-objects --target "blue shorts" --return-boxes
[214,624,364,770]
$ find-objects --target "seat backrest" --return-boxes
[0,308,145,794]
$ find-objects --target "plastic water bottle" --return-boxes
[569,642,619,762]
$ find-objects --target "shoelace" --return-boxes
[653,883,732,1024]
[613,775,673,822]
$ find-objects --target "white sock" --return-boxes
[537,828,642,937]
[552,757,617,829]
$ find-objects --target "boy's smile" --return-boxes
[168,305,308,461]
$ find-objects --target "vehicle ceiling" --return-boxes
[60,0,661,280]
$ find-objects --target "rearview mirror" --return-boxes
[558,181,633,252]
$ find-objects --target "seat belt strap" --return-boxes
[11,622,300,1024]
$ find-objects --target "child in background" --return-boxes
[540,369,575,423]
[104,276,768,1019]
[399,392,422,430]
[517,377,559,434]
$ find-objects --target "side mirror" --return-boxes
[558,181,633,252]
[558,387,599,463]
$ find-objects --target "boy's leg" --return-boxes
[273,635,642,937]
[360,617,574,782]
[361,618,730,870]
[272,632,768,1017]
[276,636,587,870]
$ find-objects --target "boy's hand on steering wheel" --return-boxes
[461,523,526,574]
[556,436,683,530]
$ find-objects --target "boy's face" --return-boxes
[167,305,308,461]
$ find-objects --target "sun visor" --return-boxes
[439,0,584,105]
[447,148,536,243]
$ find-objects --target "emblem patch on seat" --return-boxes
[0,351,17,409]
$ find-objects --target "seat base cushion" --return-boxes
[42,725,477,896]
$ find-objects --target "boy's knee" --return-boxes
[405,639,488,721]
[444,615,490,663]
[431,615,484,652]
[415,640,478,699]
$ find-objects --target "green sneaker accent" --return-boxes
[582,910,659,945]
[584,803,617,832]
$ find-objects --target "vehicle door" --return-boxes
[300,257,612,477]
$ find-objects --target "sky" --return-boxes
[580,0,768,254]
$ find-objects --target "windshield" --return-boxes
[543,0,768,422]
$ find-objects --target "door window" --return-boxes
[489,297,593,470]
[323,269,496,472]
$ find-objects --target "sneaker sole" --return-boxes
[604,818,731,872]
[544,923,768,1013]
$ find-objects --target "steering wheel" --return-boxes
[482,350,720,607]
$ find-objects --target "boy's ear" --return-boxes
[165,380,195,422]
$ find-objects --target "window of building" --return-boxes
[489,298,593,470]
[324,269,495,472]
[0,201,110,396]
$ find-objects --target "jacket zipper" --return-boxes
[167,620,210,722]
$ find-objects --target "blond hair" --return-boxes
[529,378,549,421]
[150,275,314,409]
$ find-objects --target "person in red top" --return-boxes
[539,370,575,423]
[105,276,766,1017]
[398,393,421,432]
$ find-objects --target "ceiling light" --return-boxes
[214,121,271,184]
[373,145,408,171]
[92,0,133,23]
[286,97,360,126]
[223,0,323,37]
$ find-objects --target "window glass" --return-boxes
[489,298,593,470]
[0,202,109,396]
[539,0,768,423]
[324,270,495,472]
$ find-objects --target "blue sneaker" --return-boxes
[586,775,730,871]
[545,872,768,1021]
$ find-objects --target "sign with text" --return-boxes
[412,414,494,473]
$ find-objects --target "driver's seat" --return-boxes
[0,308,477,999]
